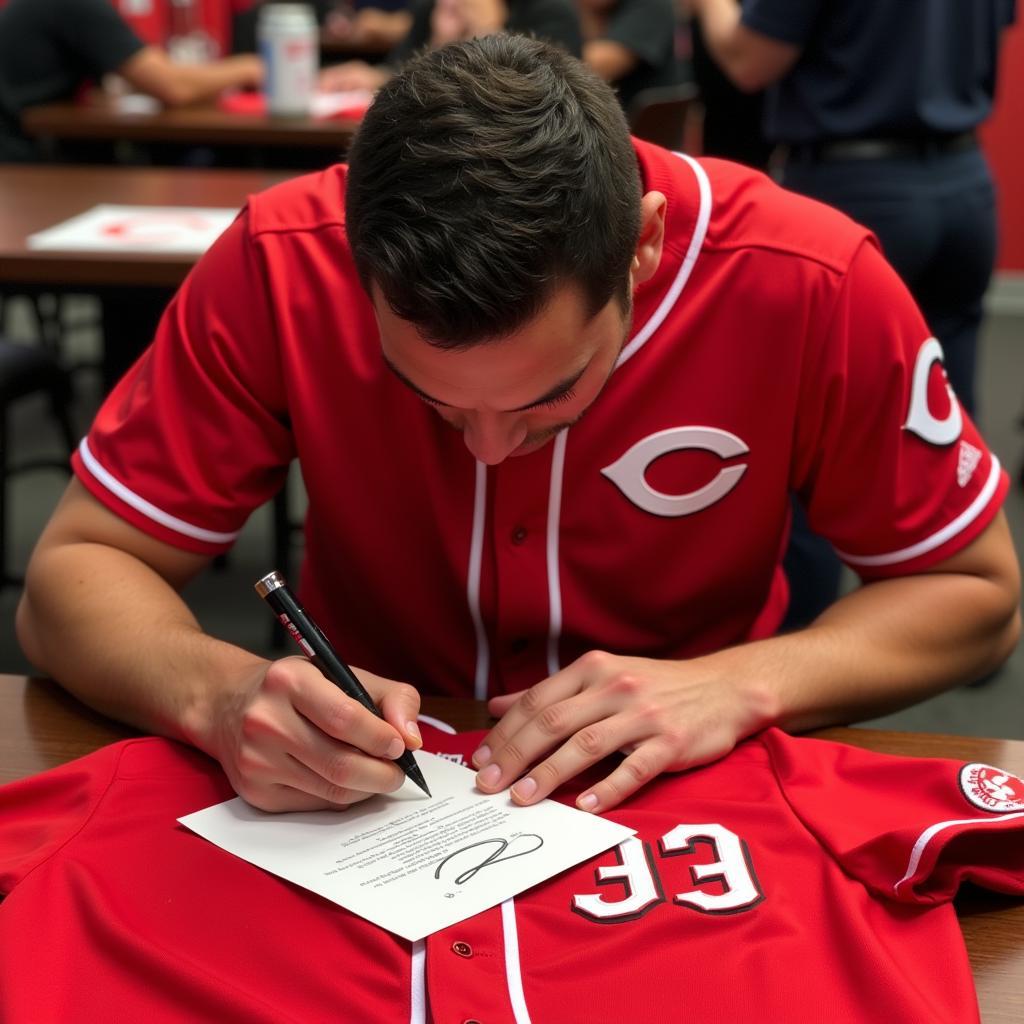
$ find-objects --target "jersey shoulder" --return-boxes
[633,138,872,276]
[246,164,350,241]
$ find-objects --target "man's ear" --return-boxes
[632,191,667,287]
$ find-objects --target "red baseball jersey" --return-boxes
[2,726,1022,1022]
[73,140,1009,699]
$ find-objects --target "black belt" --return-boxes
[783,131,977,163]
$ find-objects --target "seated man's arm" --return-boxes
[583,39,639,82]
[118,45,264,107]
[17,479,421,811]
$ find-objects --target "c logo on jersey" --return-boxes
[600,427,749,517]
[959,763,1024,813]
[904,337,962,447]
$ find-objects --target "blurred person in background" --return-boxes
[690,0,1016,626]
[0,0,264,162]
[687,12,770,169]
[576,0,680,113]
[318,0,581,92]
[322,0,414,55]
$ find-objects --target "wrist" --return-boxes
[179,644,270,760]
[695,642,786,737]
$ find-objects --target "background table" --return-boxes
[22,99,358,157]
[0,163,291,289]
[0,163,293,388]
[1,673,1021,1022]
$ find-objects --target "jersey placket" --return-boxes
[426,907,521,1024]
[486,448,563,695]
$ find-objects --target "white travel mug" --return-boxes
[258,3,319,117]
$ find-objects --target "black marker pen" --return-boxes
[254,570,431,798]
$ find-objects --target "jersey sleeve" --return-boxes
[72,209,296,556]
[762,729,1024,905]
[792,237,1008,578]
[0,744,126,895]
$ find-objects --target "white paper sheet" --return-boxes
[178,752,634,941]
[26,204,239,254]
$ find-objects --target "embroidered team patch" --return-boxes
[959,763,1024,813]
[956,440,982,487]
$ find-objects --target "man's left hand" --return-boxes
[471,650,774,812]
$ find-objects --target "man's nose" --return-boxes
[461,413,527,465]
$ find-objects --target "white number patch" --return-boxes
[572,824,763,923]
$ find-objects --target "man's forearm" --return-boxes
[711,550,1021,736]
[16,539,267,752]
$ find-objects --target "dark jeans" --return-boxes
[779,144,998,626]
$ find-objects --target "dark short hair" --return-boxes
[344,34,641,348]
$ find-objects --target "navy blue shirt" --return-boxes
[741,0,1016,143]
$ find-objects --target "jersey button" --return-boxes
[451,941,473,958]
[509,637,529,655]
[462,1019,482,1024]
[510,526,528,545]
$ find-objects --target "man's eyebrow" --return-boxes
[381,354,588,411]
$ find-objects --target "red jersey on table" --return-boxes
[74,140,1008,699]
[1,726,1022,1022]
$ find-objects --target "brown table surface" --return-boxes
[0,163,293,288]
[22,98,359,150]
[2,673,1022,1022]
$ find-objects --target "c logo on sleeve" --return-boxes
[959,763,1024,813]
[904,337,962,447]
[600,427,749,518]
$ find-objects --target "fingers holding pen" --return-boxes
[227,657,410,810]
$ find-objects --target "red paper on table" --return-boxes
[218,91,370,121]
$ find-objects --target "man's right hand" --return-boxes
[18,480,426,815]
[207,656,424,812]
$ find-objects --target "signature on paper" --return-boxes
[434,834,545,887]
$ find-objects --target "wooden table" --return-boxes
[0,163,295,387]
[2,673,1022,1022]
[0,163,291,289]
[22,98,358,153]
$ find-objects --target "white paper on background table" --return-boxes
[178,752,634,941]
[27,204,239,254]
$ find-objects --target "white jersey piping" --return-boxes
[409,938,426,1024]
[545,433,568,676]
[501,898,533,1024]
[616,152,713,370]
[467,459,491,700]
[836,455,1002,567]
[77,437,240,545]
[893,809,1024,898]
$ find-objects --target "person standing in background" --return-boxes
[689,0,1016,624]
[687,13,770,169]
